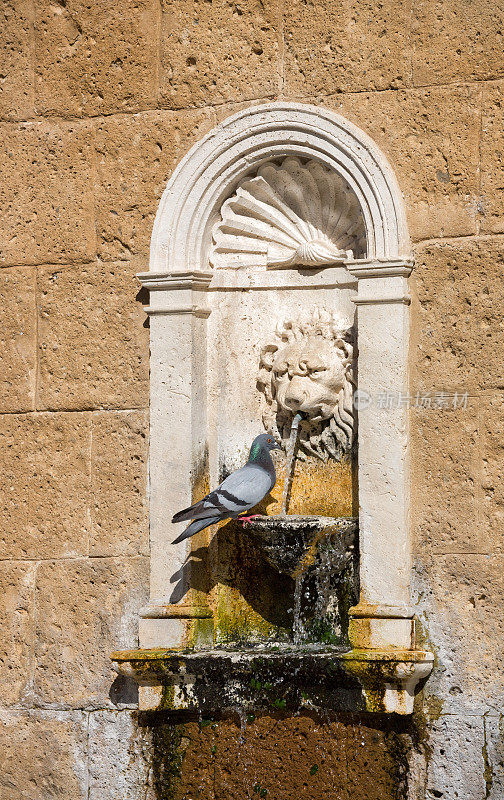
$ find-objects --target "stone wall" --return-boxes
[1,0,503,797]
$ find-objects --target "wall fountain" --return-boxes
[111,103,433,716]
[243,310,359,648]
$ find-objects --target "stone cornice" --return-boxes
[349,602,415,619]
[353,295,411,306]
[137,270,213,291]
[143,305,211,317]
[346,258,414,279]
[111,646,434,715]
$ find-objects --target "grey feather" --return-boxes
[171,433,280,544]
[172,516,221,545]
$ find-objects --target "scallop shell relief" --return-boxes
[210,157,366,269]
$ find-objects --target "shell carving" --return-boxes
[210,157,366,269]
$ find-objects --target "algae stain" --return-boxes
[214,585,287,645]
[423,694,444,722]
[148,720,186,800]
[482,715,494,799]
[268,455,354,517]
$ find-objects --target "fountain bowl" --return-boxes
[242,514,357,578]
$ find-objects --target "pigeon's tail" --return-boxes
[172,500,206,524]
[172,515,220,545]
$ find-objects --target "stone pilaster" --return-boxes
[136,270,213,650]
[347,259,415,649]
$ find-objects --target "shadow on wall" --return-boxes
[170,516,292,625]
[109,673,139,706]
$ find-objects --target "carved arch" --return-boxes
[150,102,411,273]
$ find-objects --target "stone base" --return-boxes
[348,602,416,649]
[348,617,415,650]
[139,612,214,650]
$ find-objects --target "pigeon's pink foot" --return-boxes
[238,514,261,524]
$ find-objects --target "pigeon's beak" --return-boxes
[272,439,282,450]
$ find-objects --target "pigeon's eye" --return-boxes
[267,438,272,443]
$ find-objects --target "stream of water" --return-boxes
[281,412,304,515]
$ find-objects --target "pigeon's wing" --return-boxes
[214,464,273,515]
[172,464,272,524]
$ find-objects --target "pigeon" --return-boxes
[172,433,281,544]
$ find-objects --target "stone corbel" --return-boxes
[341,650,434,715]
[136,270,214,651]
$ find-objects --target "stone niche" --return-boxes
[112,103,433,715]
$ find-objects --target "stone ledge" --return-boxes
[111,646,433,716]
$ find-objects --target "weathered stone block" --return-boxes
[35,0,160,116]
[0,0,34,120]
[486,715,504,800]
[88,711,154,800]
[425,716,486,800]
[0,413,90,560]
[479,392,504,550]
[94,109,216,261]
[0,267,36,413]
[481,81,504,235]
[0,120,95,266]
[159,0,280,109]
[34,556,148,707]
[414,554,504,714]
[0,562,35,705]
[412,0,504,86]
[411,238,504,392]
[90,411,148,557]
[410,402,489,555]
[0,709,88,800]
[37,262,148,411]
[331,86,480,241]
[284,0,412,96]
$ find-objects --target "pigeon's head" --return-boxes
[249,433,281,460]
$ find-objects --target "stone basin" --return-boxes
[242,514,358,578]
[111,645,434,715]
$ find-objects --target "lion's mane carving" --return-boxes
[257,309,356,461]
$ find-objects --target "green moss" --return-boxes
[363,689,387,714]
[483,718,494,799]
[158,685,176,711]
[185,617,214,650]
[214,588,288,646]
[148,722,186,800]
[304,617,341,646]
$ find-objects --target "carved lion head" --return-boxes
[257,309,356,461]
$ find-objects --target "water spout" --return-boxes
[281,412,304,515]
